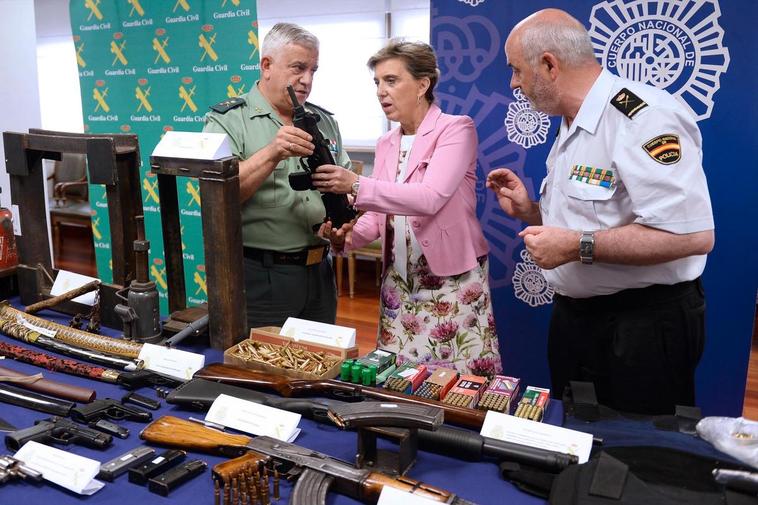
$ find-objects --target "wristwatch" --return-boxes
[579,231,595,265]
[351,179,360,197]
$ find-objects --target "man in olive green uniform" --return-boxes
[203,22,350,330]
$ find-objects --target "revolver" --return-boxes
[5,416,112,451]
[70,398,153,424]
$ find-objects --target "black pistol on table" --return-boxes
[70,398,153,423]
[5,416,112,451]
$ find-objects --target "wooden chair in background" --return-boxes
[47,153,92,263]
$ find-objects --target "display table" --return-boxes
[0,309,556,505]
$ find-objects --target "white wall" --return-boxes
[35,0,83,133]
[0,0,43,210]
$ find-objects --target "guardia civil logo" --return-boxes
[589,0,730,120]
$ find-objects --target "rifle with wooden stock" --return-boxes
[193,363,487,429]
[167,378,578,472]
[140,415,477,505]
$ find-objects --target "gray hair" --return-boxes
[519,17,596,67]
[262,22,319,58]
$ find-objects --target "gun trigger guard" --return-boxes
[106,408,126,420]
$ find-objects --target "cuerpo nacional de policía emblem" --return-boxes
[512,249,554,307]
[504,88,551,149]
[589,0,730,120]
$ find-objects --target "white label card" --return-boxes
[50,270,99,306]
[14,441,104,495]
[206,394,301,442]
[480,410,593,463]
[138,343,205,380]
[280,317,356,349]
[377,486,444,505]
[151,131,232,160]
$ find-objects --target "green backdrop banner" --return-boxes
[69,0,259,314]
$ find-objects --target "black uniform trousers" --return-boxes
[242,249,337,334]
[548,278,706,415]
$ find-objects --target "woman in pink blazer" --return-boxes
[314,41,502,377]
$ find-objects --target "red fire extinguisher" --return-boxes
[0,207,19,269]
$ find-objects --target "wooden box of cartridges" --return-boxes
[223,326,359,380]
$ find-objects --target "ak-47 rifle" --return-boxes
[140,415,477,505]
[194,363,486,429]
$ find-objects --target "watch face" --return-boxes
[580,233,594,263]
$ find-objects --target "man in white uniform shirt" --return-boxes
[487,9,714,414]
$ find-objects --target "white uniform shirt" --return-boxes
[540,69,714,298]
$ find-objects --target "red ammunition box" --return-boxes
[414,368,459,400]
[384,363,430,394]
[443,375,488,408]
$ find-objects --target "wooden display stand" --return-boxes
[150,155,246,350]
[2,129,144,330]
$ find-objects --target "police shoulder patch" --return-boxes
[611,88,648,119]
[643,134,681,165]
[209,96,246,114]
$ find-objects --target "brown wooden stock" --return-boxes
[140,415,253,457]
[361,473,456,503]
[194,363,487,429]
[0,364,96,403]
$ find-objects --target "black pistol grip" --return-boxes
[291,468,334,505]
[4,421,54,451]
[327,402,444,431]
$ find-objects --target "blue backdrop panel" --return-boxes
[431,0,758,416]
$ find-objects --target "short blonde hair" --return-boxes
[367,40,440,104]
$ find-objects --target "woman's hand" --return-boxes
[311,165,359,194]
[317,219,354,253]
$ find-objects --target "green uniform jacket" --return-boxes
[203,83,351,252]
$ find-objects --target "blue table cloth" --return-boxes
[0,306,556,505]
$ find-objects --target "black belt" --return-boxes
[243,245,329,266]
[554,278,702,312]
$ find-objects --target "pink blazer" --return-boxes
[351,104,489,277]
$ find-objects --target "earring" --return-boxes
[417,95,421,104]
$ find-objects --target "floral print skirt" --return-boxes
[377,255,503,378]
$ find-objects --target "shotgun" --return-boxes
[167,378,577,472]
[140,415,477,505]
[193,363,487,429]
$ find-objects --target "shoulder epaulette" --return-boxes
[610,88,648,119]
[304,101,333,115]
[209,96,246,114]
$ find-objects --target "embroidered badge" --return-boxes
[569,165,616,188]
[643,134,681,164]
[610,88,648,119]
